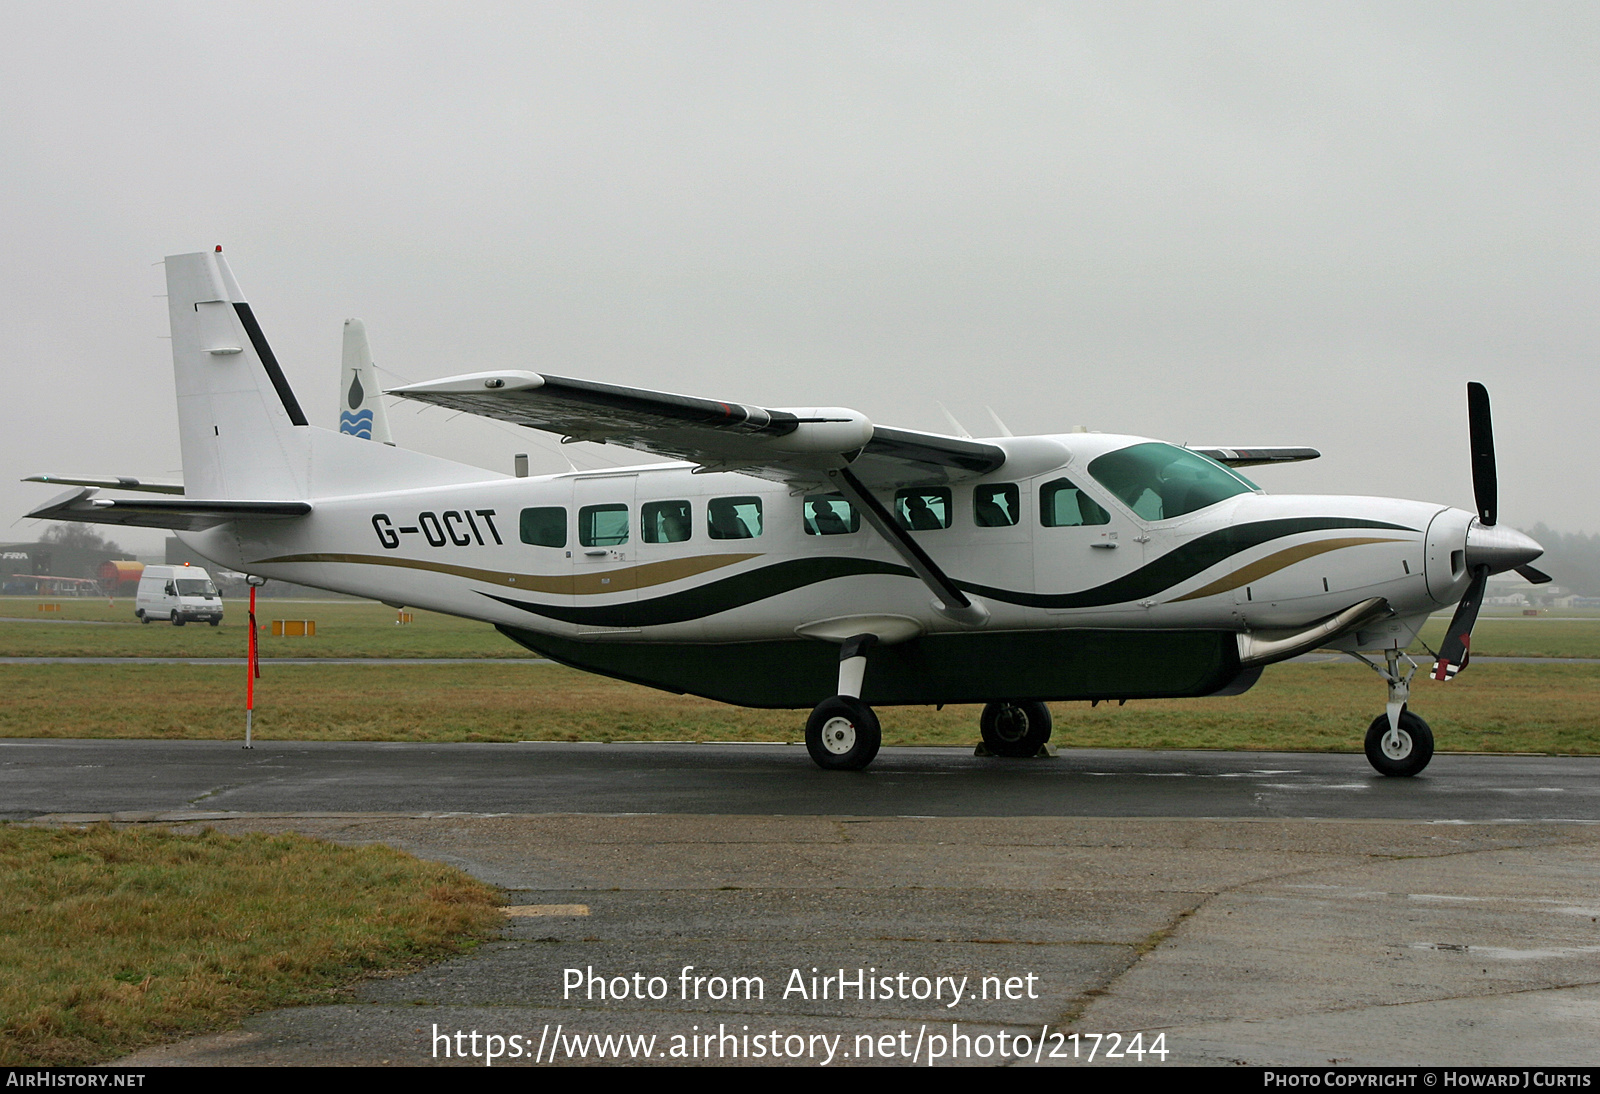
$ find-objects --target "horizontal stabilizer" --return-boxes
[23,474,184,495]
[390,370,1005,487]
[1188,446,1320,468]
[26,487,309,532]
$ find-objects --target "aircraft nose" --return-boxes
[1464,522,1544,576]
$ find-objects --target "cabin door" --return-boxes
[1031,474,1147,614]
[571,472,639,633]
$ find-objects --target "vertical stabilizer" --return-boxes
[165,249,309,500]
[338,319,394,445]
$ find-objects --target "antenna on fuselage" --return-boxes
[936,402,973,439]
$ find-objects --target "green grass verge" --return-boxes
[0,824,502,1066]
[2,660,1596,755]
[0,598,532,659]
[6,598,1600,660]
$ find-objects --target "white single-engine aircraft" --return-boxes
[26,248,1549,775]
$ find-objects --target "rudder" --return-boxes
[165,248,309,500]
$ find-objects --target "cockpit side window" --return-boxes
[1087,442,1255,521]
[1039,478,1111,527]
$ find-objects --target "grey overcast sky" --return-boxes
[3,2,1596,554]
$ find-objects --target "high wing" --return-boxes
[388,371,1006,489]
[1186,446,1320,468]
[23,474,185,495]
[26,487,309,531]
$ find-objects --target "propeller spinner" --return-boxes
[1433,383,1547,681]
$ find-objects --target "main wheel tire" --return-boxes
[980,701,1053,758]
[805,696,882,771]
[1364,710,1434,777]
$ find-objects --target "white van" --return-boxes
[136,565,224,626]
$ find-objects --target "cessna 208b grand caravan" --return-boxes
[26,248,1549,775]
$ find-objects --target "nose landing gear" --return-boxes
[1364,709,1434,777]
[1352,648,1434,776]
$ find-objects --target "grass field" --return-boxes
[4,597,1597,756]
[0,825,501,1066]
[0,598,533,659]
[2,659,1596,755]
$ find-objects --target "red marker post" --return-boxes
[245,577,263,748]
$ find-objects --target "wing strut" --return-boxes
[824,467,989,627]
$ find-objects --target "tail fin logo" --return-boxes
[340,409,376,439]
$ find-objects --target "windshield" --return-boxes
[1086,442,1257,521]
[176,579,217,597]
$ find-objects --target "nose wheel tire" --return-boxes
[1364,710,1434,777]
[805,696,882,771]
[980,701,1053,758]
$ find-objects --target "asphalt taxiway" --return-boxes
[10,740,1600,822]
[10,741,1599,1067]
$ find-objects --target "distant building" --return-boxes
[0,540,135,595]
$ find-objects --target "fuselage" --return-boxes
[183,429,1471,659]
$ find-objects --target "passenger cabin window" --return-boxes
[520,506,567,548]
[973,484,1020,528]
[1039,478,1111,527]
[895,488,951,531]
[578,503,629,547]
[708,496,763,539]
[641,500,691,543]
[803,494,860,535]
[1087,442,1256,521]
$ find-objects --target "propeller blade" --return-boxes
[1467,381,1497,526]
[1434,565,1489,681]
[1516,563,1551,585]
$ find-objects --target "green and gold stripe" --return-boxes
[250,551,762,596]
[1168,537,1404,602]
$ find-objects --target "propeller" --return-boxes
[1433,563,1487,680]
[1467,381,1496,524]
[1516,563,1552,585]
[1433,383,1547,681]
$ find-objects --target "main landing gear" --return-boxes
[978,701,1053,758]
[805,635,882,770]
[803,634,1057,770]
[1353,648,1434,777]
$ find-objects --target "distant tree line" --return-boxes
[1524,524,1600,596]
[41,523,126,557]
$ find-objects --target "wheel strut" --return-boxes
[804,633,882,771]
[1350,648,1433,776]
